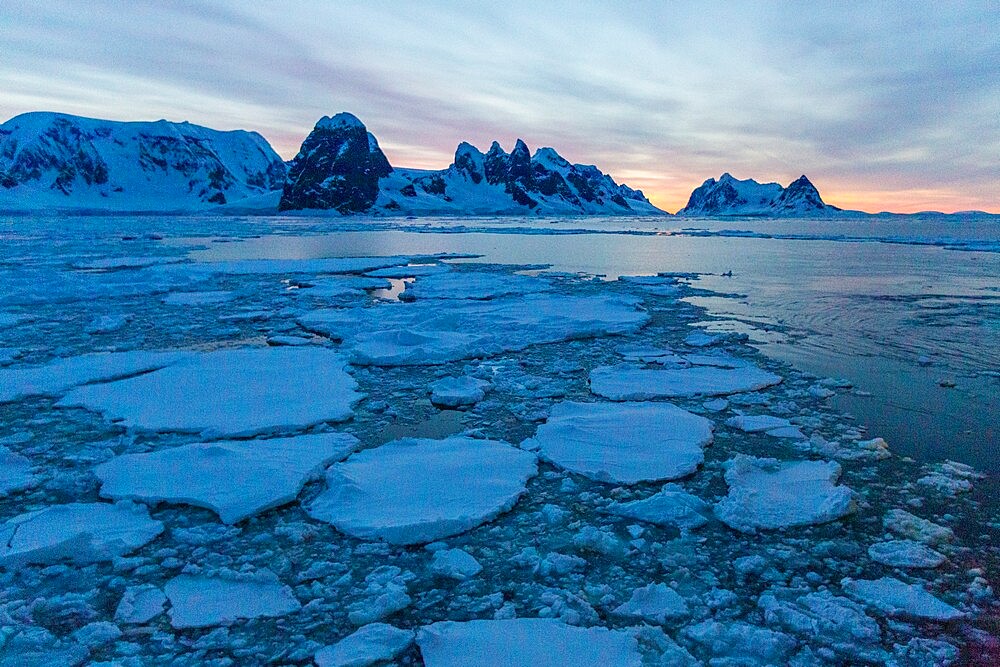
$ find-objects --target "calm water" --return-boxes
[184,220,1000,472]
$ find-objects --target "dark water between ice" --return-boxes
[186,219,1000,472]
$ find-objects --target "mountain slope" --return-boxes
[678,173,836,216]
[0,112,286,211]
[279,114,663,216]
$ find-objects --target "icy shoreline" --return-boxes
[0,224,996,665]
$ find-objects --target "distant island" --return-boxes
[0,111,990,218]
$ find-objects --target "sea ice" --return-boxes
[95,432,359,523]
[115,585,167,624]
[715,456,855,533]
[725,414,793,432]
[403,270,549,300]
[589,364,782,400]
[0,350,189,403]
[607,483,710,530]
[841,577,964,621]
[0,502,163,568]
[429,548,483,580]
[73,256,182,270]
[57,347,362,437]
[164,570,301,629]
[428,375,490,408]
[0,446,34,496]
[521,401,712,484]
[868,540,946,568]
[416,619,643,667]
[314,623,415,667]
[307,437,537,544]
[883,509,954,545]
[612,583,689,623]
[169,256,412,276]
[367,264,451,278]
[161,290,235,305]
[758,589,884,662]
[684,620,797,666]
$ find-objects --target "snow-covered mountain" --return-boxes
[678,173,836,216]
[279,113,663,215]
[0,112,286,211]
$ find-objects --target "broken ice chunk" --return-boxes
[607,483,710,530]
[867,540,946,569]
[612,583,689,624]
[841,577,964,621]
[429,548,483,580]
[590,364,781,400]
[428,376,490,408]
[164,570,301,629]
[314,623,415,667]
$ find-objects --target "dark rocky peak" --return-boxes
[452,142,485,184]
[507,139,533,184]
[532,147,571,170]
[773,174,827,211]
[278,112,392,213]
[483,141,510,185]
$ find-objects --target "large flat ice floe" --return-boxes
[714,456,855,533]
[314,623,414,667]
[521,401,713,483]
[0,502,163,568]
[842,577,964,621]
[307,437,538,544]
[299,293,649,366]
[164,570,301,628]
[0,350,189,403]
[95,432,359,523]
[416,619,643,667]
[402,270,550,300]
[589,363,782,400]
[57,347,362,437]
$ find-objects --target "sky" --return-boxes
[2,0,998,213]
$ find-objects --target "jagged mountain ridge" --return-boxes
[0,112,286,211]
[278,113,662,215]
[678,172,837,216]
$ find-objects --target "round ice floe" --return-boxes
[714,456,855,533]
[522,401,713,484]
[0,502,163,569]
[164,570,301,629]
[307,437,537,545]
[95,432,359,523]
[56,347,363,437]
[590,364,782,400]
[416,619,642,667]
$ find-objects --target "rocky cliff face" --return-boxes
[0,112,286,211]
[277,114,662,215]
[277,113,392,213]
[679,173,835,216]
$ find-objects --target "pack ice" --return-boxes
[56,347,362,437]
[416,619,643,667]
[589,363,782,400]
[164,570,301,628]
[842,577,964,621]
[307,437,537,544]
[715,456,855,532]
[521,401,713,483]
[0,446,34,496]
[402,270,550,300]
[95,432,359,523]
[0,502,163,568]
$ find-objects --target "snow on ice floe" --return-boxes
[402,270,550,300]
[56,347,362,437]
[115,585,167,624]
[714,456,855,533]
[868,540,946,569]
[0,502,163,569]
[0,446,34,496]
[683,620,797,666]
[314,623,414,667]
[307,437,537,545]
[612,583,689,623]
[0,350,189,403]
[842,577,964,621]
[416,619,642,667]
[164,570,301,629]
[95,432,359,523]
[429,548,483,580]
[522,401,712,484]
[300,293,648,366]
[884,509,954,545]
[607,483,711,530]
[589,363,782,400]
[428,375,490,408]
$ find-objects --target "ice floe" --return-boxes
[612,583,689,623]
[367,264,451,278]
[884,509,954,545]
[714,456,855,532]
[307,437,537,544]
[522,401,712,483]
[0,446,34,496]
[606,483,711,530]
[0,502,163,568]
[0,350,189,403]
[402,270,550,300]
[842,577,964,621]
[115,585,167,624]
[164,570,301,628]
[416,619,642,667]
[57,347,362,437]
[589,363,782,400]
[868,540,946,568]
[429,548,483,580]
[161,290,235,305]
[684,620,797,666]
[428,375,490,408]
[314,623,415,667]
[95,432,359,523]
